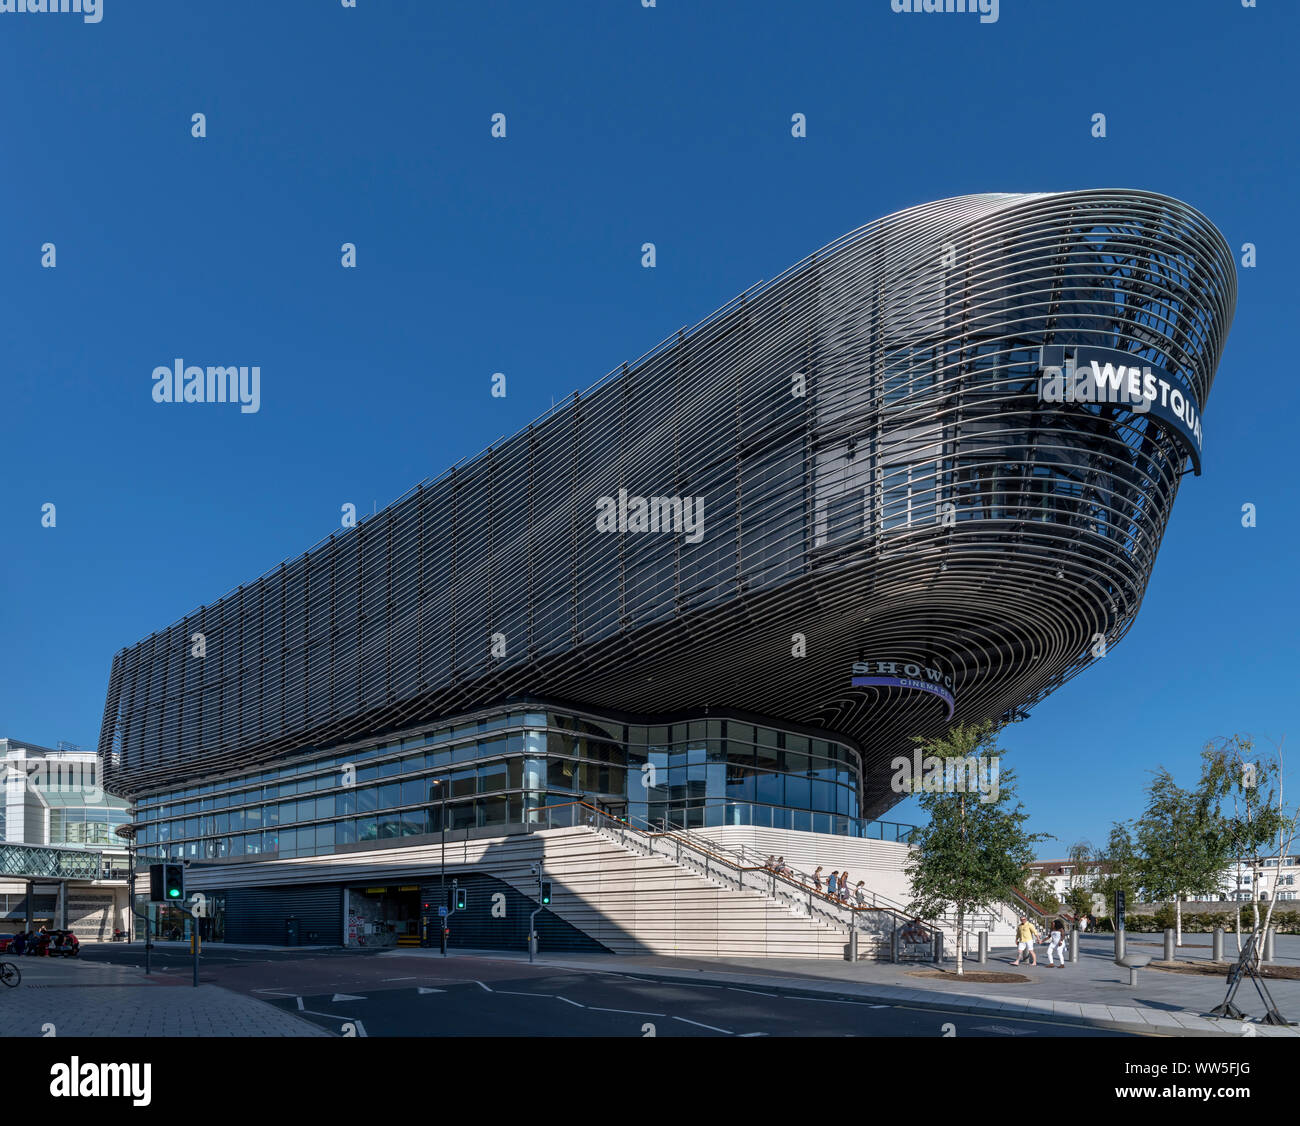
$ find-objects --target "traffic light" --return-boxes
[148,862,186,903]
[455,887,467,911]
[163,863,185,901]
[540,879,552,906]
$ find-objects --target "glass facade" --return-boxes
[130,706,906,862]
[49,805,132,847]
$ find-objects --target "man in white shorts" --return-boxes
[1012,916,1040,965]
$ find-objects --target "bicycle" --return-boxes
[0,961,20,988]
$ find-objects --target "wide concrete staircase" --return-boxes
[524,826,860,958]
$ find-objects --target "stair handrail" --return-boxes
[565,801,930,935]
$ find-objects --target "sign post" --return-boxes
[1113,890,1126,961]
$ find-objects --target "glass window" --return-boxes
[378,782,401,809]
[337,790,356,816]
[479,795,508,828]
[449,802,475,831]
[450,771,475,799]
[452,741,479,764]
[548,758,576,790]
[478,762,508,794]
[316,823,335,850]
[357,786,378,813]
[356,816,378,842]
[337,819,356,845]
[315,794,335,819]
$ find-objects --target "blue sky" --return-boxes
[1,0,1295,855]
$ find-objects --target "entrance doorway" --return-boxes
[346,885,421,947]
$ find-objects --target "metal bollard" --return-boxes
[1114,928,1126,961]
[1070,925,1079,963]
[891,927,900,964]
[1163,927,1175,962]
[1129,965,1139,987]
[932,931,943,964]
[1264,926,1276,963]
[847,930,858,962]
[1212,927,1224,963]
[978,930,988,965]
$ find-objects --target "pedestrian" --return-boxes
[1078,914,1088,933]
[765,854,776,871]
[1012,915,1040,966]
[11,931,25,956]
[827,869,838,898]
[839,870,850,903]
[812,866,823,892]
[776,856,788,877]
[855,880,867,907]
[1047,918,1067,967]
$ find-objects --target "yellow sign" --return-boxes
[364,887,387,894]
[397,885,419,892]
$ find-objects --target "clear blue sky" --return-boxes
[1,0,1295,856]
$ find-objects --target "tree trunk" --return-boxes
[955,905,964,976]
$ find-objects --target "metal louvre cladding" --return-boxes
[101,190,1235,818]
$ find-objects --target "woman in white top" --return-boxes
[1047,919,1067,966]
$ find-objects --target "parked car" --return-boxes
[0,934,14,953]
[48,930,80,957]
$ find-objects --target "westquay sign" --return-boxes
[1038,345,1204,474]
[850,660,955,719]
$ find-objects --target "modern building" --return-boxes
[99,190,1235,948]
[0,738,131,939]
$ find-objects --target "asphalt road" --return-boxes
[80,945,1129,1037]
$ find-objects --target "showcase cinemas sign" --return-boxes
[850,660,955,719]
[1037,345,1204,475]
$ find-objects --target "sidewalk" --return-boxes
[387,934,1300,1037]
[0,957,329,1037]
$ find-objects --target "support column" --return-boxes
[57,881,68,929]
[23,880,33,931]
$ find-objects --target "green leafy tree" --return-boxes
[1022,875,1061,914]
[904,720,1049,976]
[1200,734,1297,954]
[1094,821,1140,916]
[1135,767,1234,946]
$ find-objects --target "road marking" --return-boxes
[332,993,367,1002]
[727,987,778,998]
[252,988,299,997]
[296,997,304,1010]
[301,1009,358,1020]
[673,1016,732,1034]
[495,990,555,998]
[737,1032,768,1037]
[473,981,493,993]
[555,996,585,1008]
[868,1004,889,1009]
[788,997,871,1006]
[416,987,445,995]
[588,1006,666,1017]
[383,976,416,981]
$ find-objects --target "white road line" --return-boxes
[473,980,494,992]
[252,988,299,996]
[727,987,778,998]
[589,1006,666,1017]
[555,996,585,1008]
[495,990,556,998]
[300,1009,357,1020]
[382,976,416,981]
[790,997,871,1006]
[737,1032,768,1037]
[296,997,304,1010]
[673,1016,732,1034]
[869,1004,889,1009]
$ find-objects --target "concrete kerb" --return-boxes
[382,947,1297,1037]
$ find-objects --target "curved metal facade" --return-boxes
[100,190,1235,817]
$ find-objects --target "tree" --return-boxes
[1135,767,1234,946]
[1094,821,1140,916]
[904,720,1049,976]
[1022,874,1061,914]
[1200,734,1296,955]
